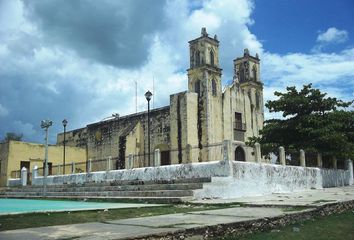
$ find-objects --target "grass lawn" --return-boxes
[0,203,238,231]
[223,210,354,240]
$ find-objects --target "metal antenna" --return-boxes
[152,75,155,109]
[135,79,137,113]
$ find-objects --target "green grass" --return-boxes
[223,210,354,240]
[0,203,231,231]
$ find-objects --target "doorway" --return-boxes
[235,146,246,161]
[161,151,171,165]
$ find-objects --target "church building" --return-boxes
[57,28,264,169]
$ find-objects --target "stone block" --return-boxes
[300,149,306,167]
[279,147,286,166]
[21,167,27,186]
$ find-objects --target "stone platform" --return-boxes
[0,178,211,203]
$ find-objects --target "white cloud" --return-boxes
[13,120,37,139]
[262,48,354,113]
[0,0,353,142]
[317,27,348,44]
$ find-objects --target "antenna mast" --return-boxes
[152,75,155,109]
[135,80,137,113]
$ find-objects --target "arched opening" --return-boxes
[252,66,257,81]
[235,146,246,161]
[210,50,214,66]
[195,80,201,95]
[212,79,217,96]
[239,64,245,83]
[195,50,200,66]
[256,91,260,109]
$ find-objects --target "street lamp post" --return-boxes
[62,119,68,175]
[41,119,52,197]
[145,90,153,166]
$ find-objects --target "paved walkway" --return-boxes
[0,185,353,240]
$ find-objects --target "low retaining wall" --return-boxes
[31,160,229,186]
[9,160,352,200]
[7,178,21,187]
[194,161,352,199]
[321,168,351,188]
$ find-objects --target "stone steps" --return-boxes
[4,183,203,193]
[0,195,190,203]
[3,190,194,198]
[1,177,210,203]
[12,177,211,189]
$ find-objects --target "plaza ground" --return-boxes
[0,185,353,239]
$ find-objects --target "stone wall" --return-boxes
[321,168,351,188]
[28,160,353,201]
[194,162,322,199]
[57,107,171,167]
[0,142,9,186]
[31,161,229,185]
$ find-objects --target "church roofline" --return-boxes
[188,27,219,45]
[234,55,260,62]
[87,105,170,128]
[188,35,219,45]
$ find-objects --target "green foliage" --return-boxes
[249,84,354,160]
[1,132,23,143]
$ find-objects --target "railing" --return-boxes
[234,121,246,131]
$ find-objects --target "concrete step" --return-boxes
[8,177,211,190]
[3,189,194,198]
[1,195,191,204]
[2,177,210,202]
[4,182,203,193]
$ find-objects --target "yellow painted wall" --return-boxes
[0,140,86,186]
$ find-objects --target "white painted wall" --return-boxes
[194,161,352,199]
[31,161,230,186]
[8,160,352,200]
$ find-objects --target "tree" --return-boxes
[248,84,354,161]
[1,132,23,143]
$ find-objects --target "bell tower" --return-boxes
[187,28,223,161]
[233,49,264,139]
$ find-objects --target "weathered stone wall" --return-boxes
[0,142,9,186]
[58,107,170,167]
[32,161,229,185]
[170,91,199,164]
[29,160,353,201]
[57,127,87,148]
[321,168,351,188]
[194,161,323,199]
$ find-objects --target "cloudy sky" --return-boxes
[1,0,353,143]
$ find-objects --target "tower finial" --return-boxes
[201,27,208,37]
[244,48,249,56]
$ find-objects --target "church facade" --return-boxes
[57,28,264,169]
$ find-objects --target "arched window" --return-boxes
[195,51,200,66]
[195,80,200,95]
[256,91,260,109]
[239,64,245,83]
[252,66,257,81]
[210,50,214,66]
[212,79,217,96]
